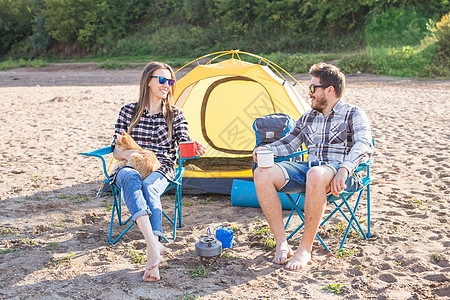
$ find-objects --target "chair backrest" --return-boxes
[252,113,295,147]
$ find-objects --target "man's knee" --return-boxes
[306,167,331,191]
[254,167,274,186]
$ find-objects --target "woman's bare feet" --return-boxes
[272,240,294,264]
[285,247,311,270]
[142,240,165,282]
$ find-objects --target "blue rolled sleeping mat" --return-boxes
[231,179,304,210]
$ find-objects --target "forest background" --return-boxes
[0,0,449,78]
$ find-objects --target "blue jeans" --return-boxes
[277,161,360,194]
[115,167,170,237]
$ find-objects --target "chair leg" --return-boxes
[284,194,331,252]
[108,186,134,245]
[367,183,371,238]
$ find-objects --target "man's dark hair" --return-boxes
[309,63,345,98]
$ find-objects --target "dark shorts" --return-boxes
[276,161,360,194]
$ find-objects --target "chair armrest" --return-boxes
[79,146,114,179]
[274,150,308,162]
[355,159,373,173]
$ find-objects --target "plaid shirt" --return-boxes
[111,102,190,181]
[266,100,374,174]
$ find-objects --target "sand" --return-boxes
[0,64,449,299]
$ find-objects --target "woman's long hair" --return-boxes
[128,62,176,139]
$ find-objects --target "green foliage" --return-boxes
[188,265,209,278]
[265,52,341,74]
[337,42,450,78]
[253,217,276,251]
[129,250,146,264]
[322,283,346,295]
[43,0,96,43]
[57,194,91,204]
[334,248,359,258]
[99,60,132,69]
[0,0,36,54]
[0,0,448,78]
[364,8,430,47]
[0,247,21,254]
[45,253,75,268]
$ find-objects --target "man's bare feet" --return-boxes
[272,241,294,264]
[142,240,165,282]
[285,247,311,270]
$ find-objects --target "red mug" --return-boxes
[179,141,198,158]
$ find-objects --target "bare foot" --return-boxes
[285,247,311,270]
[142,240,165,282]
[272,241,294,264]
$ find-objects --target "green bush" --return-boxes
[364,8,430,47]
[434,13,450,53]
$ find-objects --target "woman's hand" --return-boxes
[195,142,206,156]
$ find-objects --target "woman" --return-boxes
[111,62,206,282]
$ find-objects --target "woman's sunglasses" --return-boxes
[151,76,175,86]
[309,84,330,94]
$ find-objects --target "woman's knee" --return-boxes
[119,168,142,185]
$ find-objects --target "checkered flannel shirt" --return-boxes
[111,102,191,181]
[265,100,374,174]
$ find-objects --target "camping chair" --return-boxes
[273,150,373,252]
[79,146,197,244]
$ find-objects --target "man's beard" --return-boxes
[311,95,327,112]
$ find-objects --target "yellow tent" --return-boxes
[174,50,310,194]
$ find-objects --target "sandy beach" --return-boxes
[0,63,449,299]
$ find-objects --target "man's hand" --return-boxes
[252,146,267,163]
[330,167,349,197]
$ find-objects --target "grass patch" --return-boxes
[326,221,358,238]
[410,197,426,206]
[322,283,347,295]
[199,196,212,205]
[253,217,276,251]
[99,60,133,69]
[0,248,21,254]
[19,238,34,245]
[101,201,113,211]
[183,201,193,207]
[58,194,92,204]
[0,58,48,71]
[221,251,239,260]
[176,291,200,300]
[48,242,60,250]
[188,265,209,279]
[335,248,359,258]
[433,253,443,262]
[51,220,65,227]
[337,44,449,78]
[45,253,75,268]
[129,250,146,264]
[2,227,17,236]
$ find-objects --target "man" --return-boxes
[253,62,374,270]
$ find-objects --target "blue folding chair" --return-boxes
[274,150,373,252]
[79,146,197,244]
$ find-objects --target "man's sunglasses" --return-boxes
[309,84,330,94]
[151,76,175,86]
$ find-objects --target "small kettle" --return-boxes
[195,236,222,258]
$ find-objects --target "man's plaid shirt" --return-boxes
[111,102,191,181]
[265,100,374,174]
